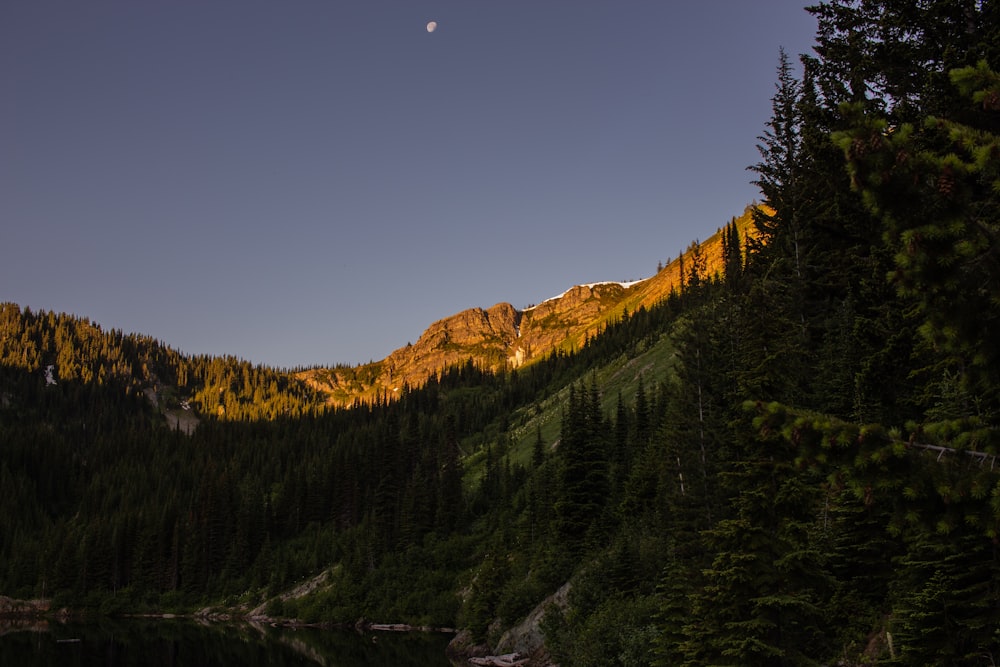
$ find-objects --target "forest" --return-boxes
[2,1,1000,664]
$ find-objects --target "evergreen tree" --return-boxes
[835,59,1000,412]
[555,381,609,556]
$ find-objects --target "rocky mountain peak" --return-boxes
[298,206,761,406]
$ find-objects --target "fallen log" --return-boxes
[469,653,529,666]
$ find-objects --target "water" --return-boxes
[0,618,457,666]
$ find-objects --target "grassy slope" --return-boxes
[461,328,679,484]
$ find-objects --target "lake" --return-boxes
[0,617,457,666]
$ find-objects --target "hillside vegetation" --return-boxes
[3,2,1000,665]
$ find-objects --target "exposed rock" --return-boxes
[495,582,570,661]
[446,628,492,662]
[248,569,330,618]
[470,653,529,666]
[446,582,569,666]
[143,385,199,434]
[299,205,763,407]
[388,302,521,381]
[514,283,628,364]
[301,303,523,405]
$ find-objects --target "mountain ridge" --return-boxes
[0,206,759,419]
[299,205,759,406]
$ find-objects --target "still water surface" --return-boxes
[0,618,456,666]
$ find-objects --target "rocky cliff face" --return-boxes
[512,282,632,367]
[298,206,759,406]
[299,302,524,405]
[384,302,521,384]
[297,283,643,406]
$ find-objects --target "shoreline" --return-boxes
[0,596,457,635]
[0,600,543,666]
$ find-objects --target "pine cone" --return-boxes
[937,166,956,197]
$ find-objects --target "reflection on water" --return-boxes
[0,617,456,666]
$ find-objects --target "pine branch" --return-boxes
[903,440,998,470]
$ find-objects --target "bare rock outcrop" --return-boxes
[380,302,521,387]
[299,204,763,407]
[494,582,570,664]
[511,283,628,368]
[446,582,569,667]
[299,303,522,405]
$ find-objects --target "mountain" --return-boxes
[0,205,753,427]
[299,205,759,406]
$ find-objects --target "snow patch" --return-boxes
[523,278,648,311]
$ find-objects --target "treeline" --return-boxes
[0,304,325,420]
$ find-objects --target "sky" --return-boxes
[2,1,819,369]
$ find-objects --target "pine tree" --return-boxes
[835,59,1000,412]
[555,381,609,556]
[890,528,1000,665]
[749,48,802,267]
[435,415,464,533]
[686,426,835,666]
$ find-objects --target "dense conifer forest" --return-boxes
[3,1,1000,664]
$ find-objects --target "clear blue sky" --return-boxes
[2,1,818,369]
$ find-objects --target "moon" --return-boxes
[426,21,437,33]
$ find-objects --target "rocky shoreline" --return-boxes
[0,596,52,618]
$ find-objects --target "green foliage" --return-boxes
[546,592,659,667]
